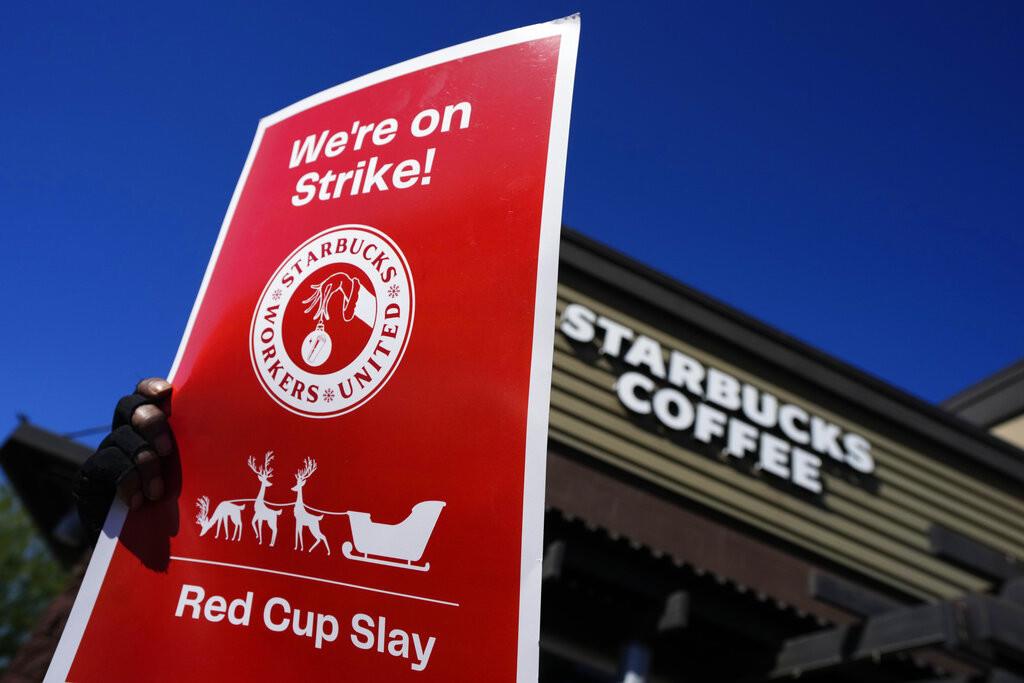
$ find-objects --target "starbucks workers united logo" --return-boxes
[250,225,414,418]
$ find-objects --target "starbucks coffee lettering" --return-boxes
[559,303,875,495]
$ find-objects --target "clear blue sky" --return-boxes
[2,1,1021,444]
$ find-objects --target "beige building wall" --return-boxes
[994,413,1024,449]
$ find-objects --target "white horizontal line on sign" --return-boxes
[169,555,460,607]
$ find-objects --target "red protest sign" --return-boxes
[48,17,578,682]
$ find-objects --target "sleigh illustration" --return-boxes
[342,501,445,572]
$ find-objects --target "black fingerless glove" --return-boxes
[74,392,155,537]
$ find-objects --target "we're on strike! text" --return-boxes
[288,103,472,207]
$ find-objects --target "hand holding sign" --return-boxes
[75,378,175,532]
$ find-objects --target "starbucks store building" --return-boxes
[3,229,1024,682]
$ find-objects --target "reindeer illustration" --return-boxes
[248,451,282,546]
[292,458,329,555]
[195,497,245,540]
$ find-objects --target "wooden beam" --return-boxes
[928,525,1022,583]
[810,571,904,617]
[655,590,688,633]
[771,603,953,678]
[543,540,566,582]
[771,595,1024,678]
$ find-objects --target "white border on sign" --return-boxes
[46,15,579,683]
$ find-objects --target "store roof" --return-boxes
[942,358,1024,429]
[0,421,91,566]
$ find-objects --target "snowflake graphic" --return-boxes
[271,289,282,301]
[322,388,335,403]
[387,284,401,299]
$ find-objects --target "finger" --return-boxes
[101,425,149,459]
[112,393,152,430]
[136,377,172,400]
[131,403,174,457]
[137,377,173,417]
[117,467,144,510]
[135,449,165,501]
[100,426,151,510]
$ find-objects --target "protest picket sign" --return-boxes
[47,16,579,682]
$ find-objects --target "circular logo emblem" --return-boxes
[249,225,414,418]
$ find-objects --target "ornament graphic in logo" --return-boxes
[249,225,414,418]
